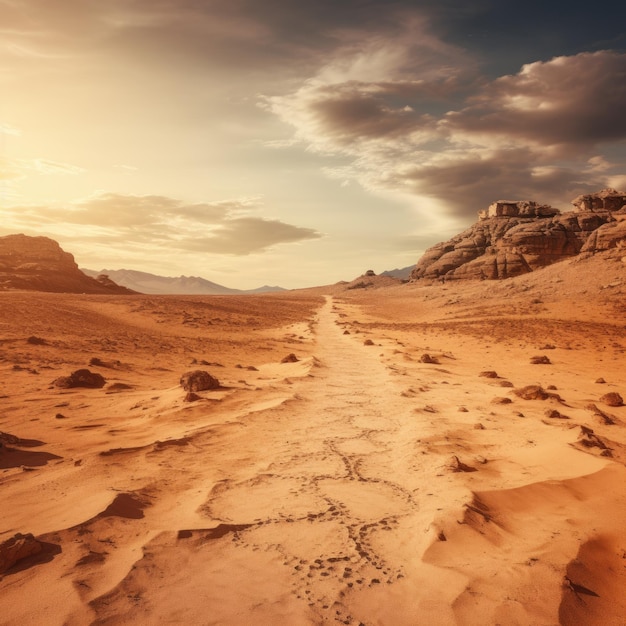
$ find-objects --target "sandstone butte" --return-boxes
[410,188,626,281]
[0,234,134,294]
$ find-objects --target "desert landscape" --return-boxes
[1,216,626,625]
[3,1,626,623]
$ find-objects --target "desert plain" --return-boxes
[1,251,626,626]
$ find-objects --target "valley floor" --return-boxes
[1,271,625,625]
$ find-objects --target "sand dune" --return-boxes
[1,261,625,625]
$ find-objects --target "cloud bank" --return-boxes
[2,193,322,256]
[267,47,626,216]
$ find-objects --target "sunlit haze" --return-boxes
[2,0,626,289]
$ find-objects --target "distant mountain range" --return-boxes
[379,266,413,280]
[81,268,286,295]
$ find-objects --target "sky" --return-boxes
[1,0,626,289]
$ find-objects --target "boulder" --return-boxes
[53,369,106,389]
[0,533,42,574]
[599,392,624,407]
[179,370,220,392]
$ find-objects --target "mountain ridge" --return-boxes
[81,268,286,295]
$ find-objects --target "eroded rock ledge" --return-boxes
[411,189,626,281]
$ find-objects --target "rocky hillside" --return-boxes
[411,189,626,281]
[0,234,135,294]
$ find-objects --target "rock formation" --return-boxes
[0,234,135,293]
[53,369,106,389]
[0,533,42,574]
[411,189,626,281]
[180,370,220,392]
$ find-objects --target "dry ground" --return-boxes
[1,252,625,625]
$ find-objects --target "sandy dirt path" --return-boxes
[83,296,465,625]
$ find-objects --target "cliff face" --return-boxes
[0,234,135,294]
[411,189,626,281]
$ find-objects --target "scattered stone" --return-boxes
[577,426,611,455]
[343,330,350,335]
[473,423,485,429]
[514,385,562,402]
[530,355,551,365]
[586,403,616,425]
[545,409,569,419]
[420,353,439,364]
[281,353,299,363]
[107,383,133,392]
[53,369,106,389]
[0,533,42,574]
[437,531,447,541]
[450,456,477,473]
[458,406,469,413]
[499,381,514,388]
[491,397,512,405]
[595,378,606,384]
[546,385,558,390]
[179,370,220,392]
[479,371,499,378]
[246,366,258,371]
[363,339,375,346]
[600,392,624,407]
[26,336,46,345]
[184,392,201,402]
[55,413,66,419]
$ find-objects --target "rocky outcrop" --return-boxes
[411,189,626,281]
[0,234,135,293]
[53,369,106,389]
[0,533,42,574]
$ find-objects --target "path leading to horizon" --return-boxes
[86,296,466,625]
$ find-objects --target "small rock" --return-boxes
[184,392,201,402]
[107,383,133,392]
[55,413,66,419]
[473,423,485,429]
[530,355,551,365]
[491,397,512,404]
[179,370,220,392]
[0,533,42,574]
[281,353,299,363]
[600,392,624,407]
[420,353,438,364]
[514,385,562,402]
[479,371,499,378]
[26,336,46,345]
[450,456,477,473]
[363,339,375,346]
[343,330,350,335]
[458,406,469,413]
[545,409,568,419]
[595,378,606,384]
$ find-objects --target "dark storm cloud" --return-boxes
[398,149,609,218]
[444,52,626,149]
